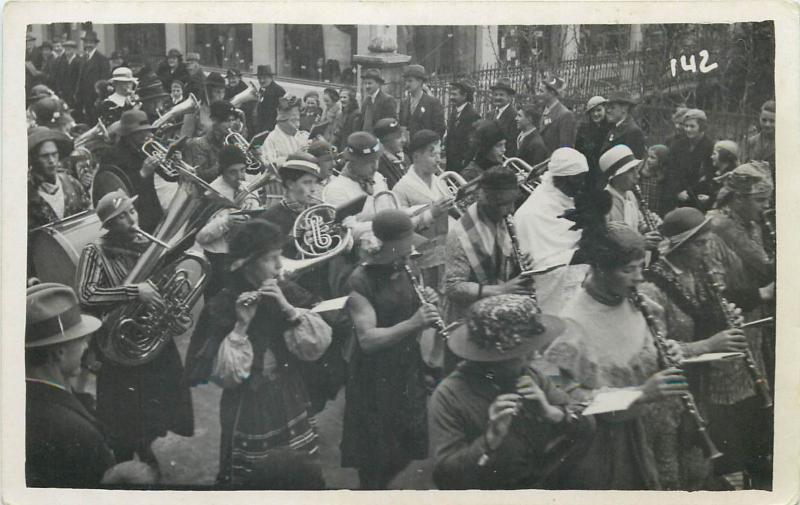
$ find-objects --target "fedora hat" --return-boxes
[63,40,78,48]
[28,126,73,158]
[490,78,516,95]
[362,68,384,84]
[226,68,242,78]
[658,207,711,256]
[448,295,565,362]
[117,109,156,137]
[26,283,101,348]
[450,78,476,95]
[402,64,428,81]
[110,66,137,83]
[599,144,640,179]
[257,65,274,77]
[542,76,566,94]
[81,30,100,43]
[363,209,427,265]
[96,189,139,227]
[606,90,637,106]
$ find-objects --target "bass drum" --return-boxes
[29,211,102,290]
[91,165,134,206]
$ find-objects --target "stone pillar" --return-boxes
[475,25,498,68]
[353,25,411,101]
[164,24,186,54]
[629,24,643,52]
[561,25,580,61]
[252,24,277,73]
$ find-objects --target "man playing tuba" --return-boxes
[75,190,194,474]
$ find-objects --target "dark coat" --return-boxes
[399,92,445,138]
[26,380,116,487]
[377,151,409,189]
[516,129,550,168]
[156,60,190,93]
[74,50,111,119]
[445,102,481,173]
[664,135,715,209]
[360,90,398,133]
[333,106,362,151]
[255,81,286,134]
[539,100,577,153]
[52,54,82,106]
[575,119,613,189]
[184,71,208,105]
[491,104,519,157]
[600,115,647,160]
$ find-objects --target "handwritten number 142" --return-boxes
[670,50,718,77]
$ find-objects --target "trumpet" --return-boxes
[224,128,263,173]
[152,93,200,129]
[502,156,549,194]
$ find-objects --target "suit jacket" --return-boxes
[26,380,115,487]
[74,50,111,108]
[516,129,550,167]
[492,104,519,157]
[377,150,410,189]
[399,92,446,138]
[539,100,576,153]
[51,54,81,106]
[600,115,647,160]
[445,102,481,173]
[360,90,397,133]
[255,81,286,134]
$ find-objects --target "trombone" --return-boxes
[502,156,549,194]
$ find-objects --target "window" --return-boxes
[278,24,356,84]
[186,24,253,72]
[116,24,166,68]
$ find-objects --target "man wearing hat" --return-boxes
[185,218,329,486]
[254,65,286,134]
[538,76,577,153]
[640,207,773,489]
[489,77,518,157]
[97,109,173,232]
[374,117,409,188]
[600,90,647,160]
[184,100,240,182]
[394,130,456,288]
[182,52,208,104]
[97,67,139,125]
[136,75,170,124]
[25,282,117,487]
[196,145,261,297]
[205,71,227,104]
[399,64,445,138]
[156,48,189,94]
[600,144,663,251]
[431,294,594,489]
[342,209,440,489]
[445,79,481,173]
[514,147,589,272]
[27,127,90,230]
[575,95,611,187]
[742,99,776,174]
[73,29,111,123]
[360,68,397,134]
[224,68,248,100]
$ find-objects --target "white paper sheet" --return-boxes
[582,389,643,415]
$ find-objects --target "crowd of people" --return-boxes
[24,34,776,492]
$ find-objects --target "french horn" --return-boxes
[283,202,354,279]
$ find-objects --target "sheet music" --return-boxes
[311,296,349,313]
[582,389,643,415]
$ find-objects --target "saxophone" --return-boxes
[630,288,723,460]
[504,214,539,310]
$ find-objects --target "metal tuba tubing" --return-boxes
[152,93,200,129]
[230,81,260,108]
[74,119,109,150]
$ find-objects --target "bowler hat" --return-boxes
[206,71,226,89]
[95,189,139,227]
[167,48,182,58]
[110,66,137,83]
[658,207,711,256]
[28,126,73,158]
[117,109,156,137]
[229,219,286,271]
[606,90,637,106]
[81,30,100,42]
[373,118,401,140]
[599,144,640,179]
[345,131,382,161]
[363,209,428,265]
[490,78,516,95]
[402,64,428,81]
[185,52,201,63]
[408,129,440,154]
[447,295,565,362]
[257,65,274,77]
[362,68,384,84]
[26,283,101,348]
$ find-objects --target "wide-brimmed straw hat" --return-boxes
[26,283,101,348]
[448,295,565,362]
[599,144,640,179]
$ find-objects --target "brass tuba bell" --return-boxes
[230,81,260,108]
[152,93,200,129]
[73,119,109,151]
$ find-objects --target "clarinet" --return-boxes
[705,267,773,409]
[630,288,723,460]
[632,184,658,233]
[402,262,451,340]
[504,215,539,310]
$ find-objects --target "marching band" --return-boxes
[24,48,776,492]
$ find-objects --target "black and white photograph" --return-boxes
[3,2,799,504]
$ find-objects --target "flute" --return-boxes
[630,288,722,460]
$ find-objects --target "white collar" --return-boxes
[496,103,510,116]
[518,127,536,139]
[455,102,468,114]
[87,48,97,59]
[615,116,627,128]
[107,93,128,106]
[368,89,380,102]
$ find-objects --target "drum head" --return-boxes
[92,166,134,206]
[29,212,102,289]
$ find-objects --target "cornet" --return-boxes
[152,93,200,129]
[502,156,549,194]
[224,128,263,173]
[230,81,260,108]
